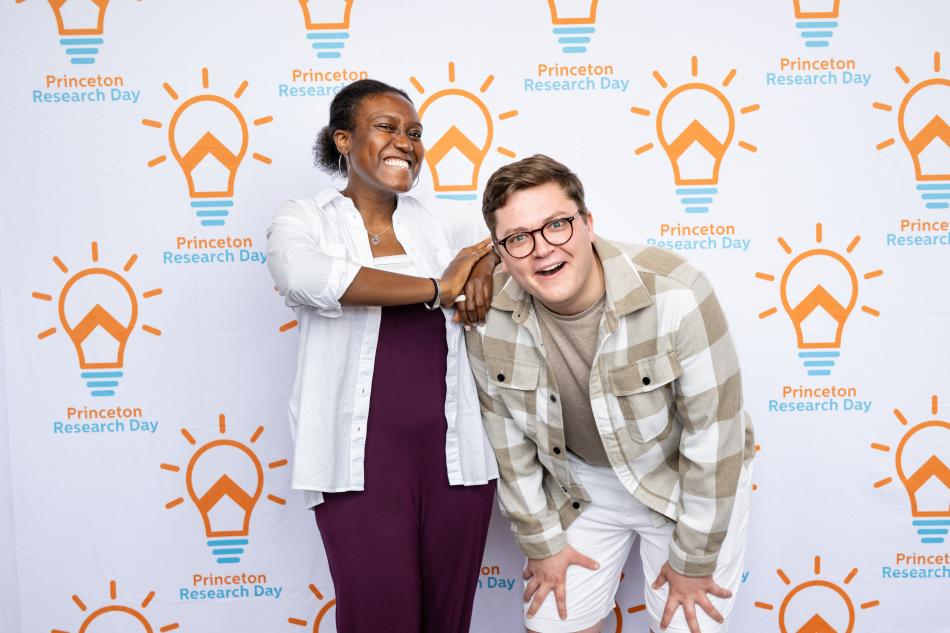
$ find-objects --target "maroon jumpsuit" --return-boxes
[314,303,496,632]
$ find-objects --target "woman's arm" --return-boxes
[341,240,491,307]
[267,201,360,315]
[339,267,442,306]
[267,200,489,312]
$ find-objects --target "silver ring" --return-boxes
[454,294,467,303]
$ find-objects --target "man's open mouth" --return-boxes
[537,262,565,277]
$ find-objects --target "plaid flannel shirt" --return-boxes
[466,237,755,576]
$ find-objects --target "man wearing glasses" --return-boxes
[465,155,755,633]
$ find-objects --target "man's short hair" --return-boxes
[481,154,588,238]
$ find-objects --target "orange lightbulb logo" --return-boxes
[299,0,354,59]
[17,0,111,64]
[162,414,287,564]
[143,68,273,227]
[872,395,950,544]
[631,56,759,214]
[409,62,519,202]
[288,583,337,633]
[755,224,882,376]
[52,580,179,633]
[792,0,841,48]
[755,556,879,633]
[873,52,950,211]
[546,0,598,53]
[32,241,162,397]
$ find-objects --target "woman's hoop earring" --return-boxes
[411,170,421,189]
[337,153,347,176]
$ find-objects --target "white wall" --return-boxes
[1,1,948,631]
[0,286,22,633]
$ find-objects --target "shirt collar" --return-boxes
[316,187,415,223]
[315,187,343,207]
[491,237,654,324]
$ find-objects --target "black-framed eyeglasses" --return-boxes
[493,213,581,259]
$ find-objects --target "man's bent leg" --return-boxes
[637,464,753,633]
[523,456,637,633]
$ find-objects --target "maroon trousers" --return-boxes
[314,304,496,633]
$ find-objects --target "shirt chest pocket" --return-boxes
[607,352,682,443]
[486,355,540,437]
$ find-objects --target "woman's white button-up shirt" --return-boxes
[267,188,499,507]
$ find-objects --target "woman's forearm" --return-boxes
[340,239,489,307]
[340,266,438,306]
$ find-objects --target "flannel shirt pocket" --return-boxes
[608,351,682,443]
[485,355,540,436]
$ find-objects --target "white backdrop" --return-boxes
[1,1,949,632]
[0,282,18,633]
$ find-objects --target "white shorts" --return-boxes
[524,454,752,633]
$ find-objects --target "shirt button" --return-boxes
[497,373,505,382]
[642,376,651,385]
[572,501,580,510]
[550,394,557,403]
[553,446,562,455]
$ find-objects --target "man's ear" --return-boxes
[585,211,595,240]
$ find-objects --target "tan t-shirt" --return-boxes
[534,293,609,466]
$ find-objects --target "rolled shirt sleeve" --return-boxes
[267,200,362,318]
[668,272,746,577]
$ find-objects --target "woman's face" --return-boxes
[337,92,424,195]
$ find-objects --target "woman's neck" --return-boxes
[341,181,398,228]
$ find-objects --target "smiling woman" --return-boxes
[266,79,501,633]
[325,90,422,207]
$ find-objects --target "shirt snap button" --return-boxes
[553,446,562,455]
[497,373,505,382]
[642,376,651,385]
[572,501,580,510]
[550,394,557,403]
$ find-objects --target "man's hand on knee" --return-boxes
[652,562,731,633]
[523,544,599,621]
